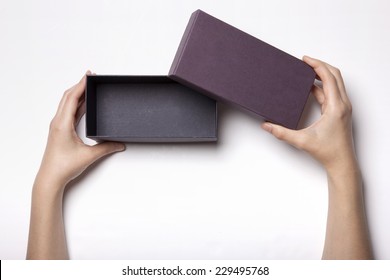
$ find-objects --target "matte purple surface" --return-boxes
[169,10,316,129]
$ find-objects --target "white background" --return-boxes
[0,0,389,260]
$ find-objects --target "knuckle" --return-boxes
[328,72,338,83]
[49,120,54,130]
[333,67,342,78]
[62,92,79,105]
[49,117,65,133]
[345,102,352,114]
[62,91,71,101]
[63,88,76,100]
[321,68,336,82]
[64,88,72,96]
[49,118,59,131]
[335,104,351,119]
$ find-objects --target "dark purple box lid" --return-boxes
[169,10,316,129]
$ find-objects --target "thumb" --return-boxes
[89,141,126,162]
[261,122,304,149]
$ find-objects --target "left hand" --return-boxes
[36,71,125,190]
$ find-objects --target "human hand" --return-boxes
[262,56,356,172]
[36,71,125,190]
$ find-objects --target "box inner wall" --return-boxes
[95,82,216,138]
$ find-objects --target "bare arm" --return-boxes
[27,178,68,259]
[262,56,373,259]
[26,72,125,259]
[323,160,371,259]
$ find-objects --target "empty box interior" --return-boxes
[86,76,217,142]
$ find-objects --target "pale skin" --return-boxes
[26,72,125,259]
[262,56,373,259]
[27,57,373,259]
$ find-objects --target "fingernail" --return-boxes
[86,70,92,75]
[262,123,273,133]
[118,144,126,151]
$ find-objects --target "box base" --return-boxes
[85,76,217,143]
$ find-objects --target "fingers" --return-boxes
[312,85,325,105]
[262,122,306,149]
[323,64,351,108]
[63,71,90,122]
[75,99,86,127]
[303,56,342,106]
[56,84,77,117]
[56,71,91,126]
[304,56,352,110]
[87,142,126,163]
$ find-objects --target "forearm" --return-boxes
[26,174,69,260]
[26,72,124,260]
[322,158,373,259]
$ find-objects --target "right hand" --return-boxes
[261,56,356,171]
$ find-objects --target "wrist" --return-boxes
[33,170,67,198]
[321,139,358,172]
[324,152,360,175]
[325,156,362,192]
